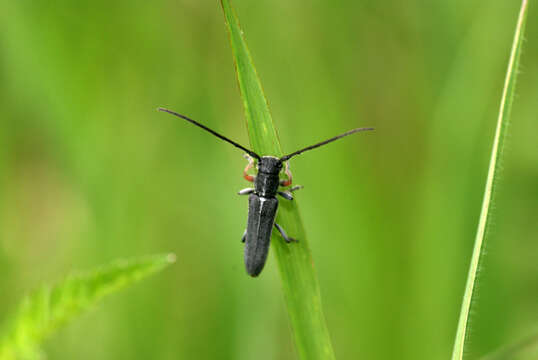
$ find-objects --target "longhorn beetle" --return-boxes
[158,107,373,277]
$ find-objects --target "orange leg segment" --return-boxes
[280,162,293,187]
[243,154,256,182]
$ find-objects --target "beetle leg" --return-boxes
[277,191,293,200]
[279,161,292,187]
[241,229,247,243]
[243,153,256,182]
[278,185,303,200]
[289,185,304,193]
[274,223,297,243]
[238,187,255,195]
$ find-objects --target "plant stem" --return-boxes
[451,1,528,359]
[220,1,336,359]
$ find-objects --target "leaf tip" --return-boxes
[166,253,177,264]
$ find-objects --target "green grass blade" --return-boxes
[0,254,176,360]
[220,0,280,156]
[220,1,336,359]
[451,1,528,359]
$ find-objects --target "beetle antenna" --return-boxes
[280,127,374,161]
[158,108,261,160]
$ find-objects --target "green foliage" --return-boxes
[0,254,175,360]
[0,1,536,359]
[221,1,335,359]
[451,1,528,359]
[481,332,538,360]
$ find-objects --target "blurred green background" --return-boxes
[0,0,536,359]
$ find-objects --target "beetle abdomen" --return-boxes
[244,194,278,277]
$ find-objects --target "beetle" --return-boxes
[158,107,373,277]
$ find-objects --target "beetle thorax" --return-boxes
[254,156,282,198]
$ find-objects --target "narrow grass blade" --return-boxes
[220,1,336,359]
[451,1,528,359]
[0,254,176,360]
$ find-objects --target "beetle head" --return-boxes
[258,156,283,174]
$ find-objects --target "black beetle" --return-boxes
[158,107,373,277]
